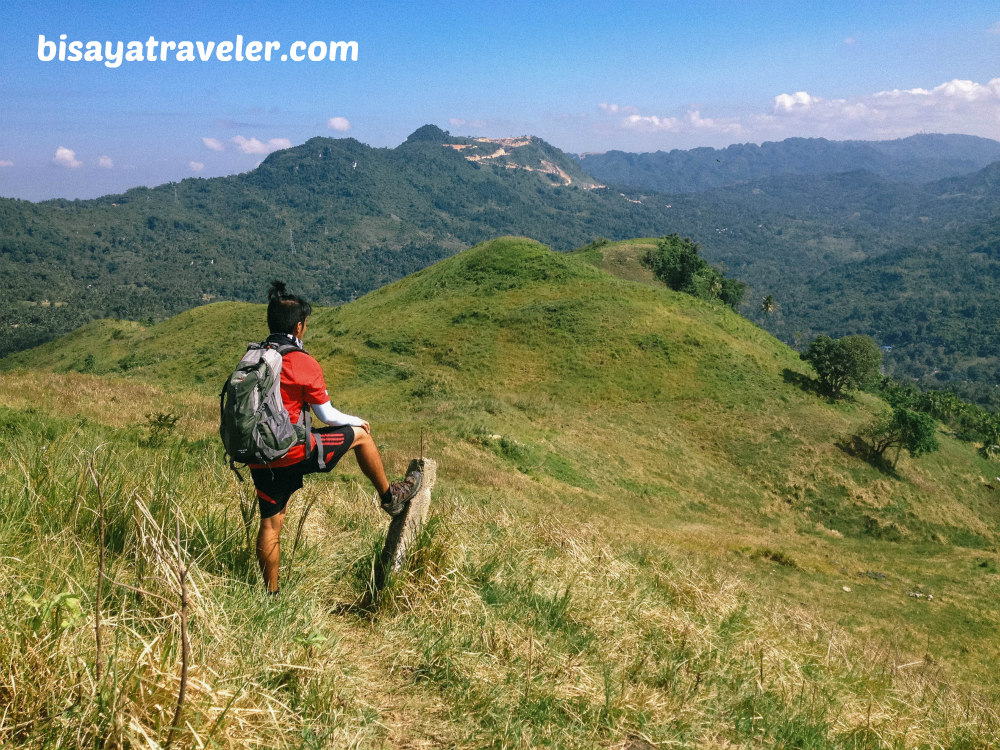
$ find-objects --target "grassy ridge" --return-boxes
[2,237,999,747]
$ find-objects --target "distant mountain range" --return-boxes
[576,133,1000,192]
[3,127,1000,401]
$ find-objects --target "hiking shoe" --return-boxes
[380,469,422,517]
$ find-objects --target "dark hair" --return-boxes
[267,280,312,334]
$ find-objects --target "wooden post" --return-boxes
[376,457,436,589]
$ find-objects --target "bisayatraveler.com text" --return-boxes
[37,34,358,68]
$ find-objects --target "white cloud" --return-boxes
[600,77,1000,147]
[98,155,113,169]
[990,21,1000,36]
[189,161,205,172]
[231,135,292,155]
[618,108,741,136]
[0,160,12,167]
[685,109,741,133]
[327,116,351,132]
[843,36,856,45]
[873,78,1000,103]
[624,113,680,131]
[202,137,225,152]
[774,91,818,112]
[763,79,1000,138]
[52,147,82,169]
[598,102,639,115]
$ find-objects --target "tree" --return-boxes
[719,276,747,310]
[977,413,1000,460]
[801,334,882,398]
[857,406,939,468]
[761,294,774,314]
[644,234,747,311]
[645,234,704,293]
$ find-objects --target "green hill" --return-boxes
[605,163,1000,403]
[3,237,999,748]
[0,127,642,359]
[8,127,1000,399]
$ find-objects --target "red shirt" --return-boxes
[250,348,328,468]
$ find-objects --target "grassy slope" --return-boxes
[2,237,999,748]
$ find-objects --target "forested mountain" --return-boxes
[0,125,665,356]
[577,133,1000,192]
[669,163,1000,399]
[771,203,1000,400]
[4,126,1000,401]
[569,143,1000,403]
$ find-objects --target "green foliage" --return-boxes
[5,236,1000,746]
[144,411,180,447]
[576,237,610,253]
[8,130,1000,400]
[581,139,1000,400]
[857,406,940,468]
[20,591,85,635]
[878,377,1000,460]
[976,412,1000,461]
[643,234,746,310]
[0,130,667,359]
[801,334,881,398]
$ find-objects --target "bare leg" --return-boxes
[257,509,286,593]
[350,429,390,495]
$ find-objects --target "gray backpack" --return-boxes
[219,339,312,477]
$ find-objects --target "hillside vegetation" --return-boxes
[0,125,662,358]
[3,237,999,748]
[591,159,1000,402]
[6,129,1000,398]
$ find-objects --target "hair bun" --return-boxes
[268,280,287,301]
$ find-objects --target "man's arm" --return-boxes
[311,401,370,433]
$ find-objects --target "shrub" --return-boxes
[801,334,881,398]
[644,234,747,310]
[856,406,939,468]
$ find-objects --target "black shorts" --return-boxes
[250,425,356,519]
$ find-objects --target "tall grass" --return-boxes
[5,238,1000,746]
[0,410,383,748]
[7,402,998,748]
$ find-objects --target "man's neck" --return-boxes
[269,332,303,349]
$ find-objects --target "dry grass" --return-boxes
[3,420,1000,747]
[4,235,1000,746]
[0,370,217,437]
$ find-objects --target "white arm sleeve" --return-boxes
[311,401,365,428]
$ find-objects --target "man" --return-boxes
[250,280,420,594]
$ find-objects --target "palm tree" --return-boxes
[761,294,775,314]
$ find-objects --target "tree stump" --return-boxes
[376,457,435,589]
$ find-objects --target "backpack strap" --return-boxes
[299,401,313,462]
[228,458,246,483]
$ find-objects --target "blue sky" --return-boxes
[1,0,999,200]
